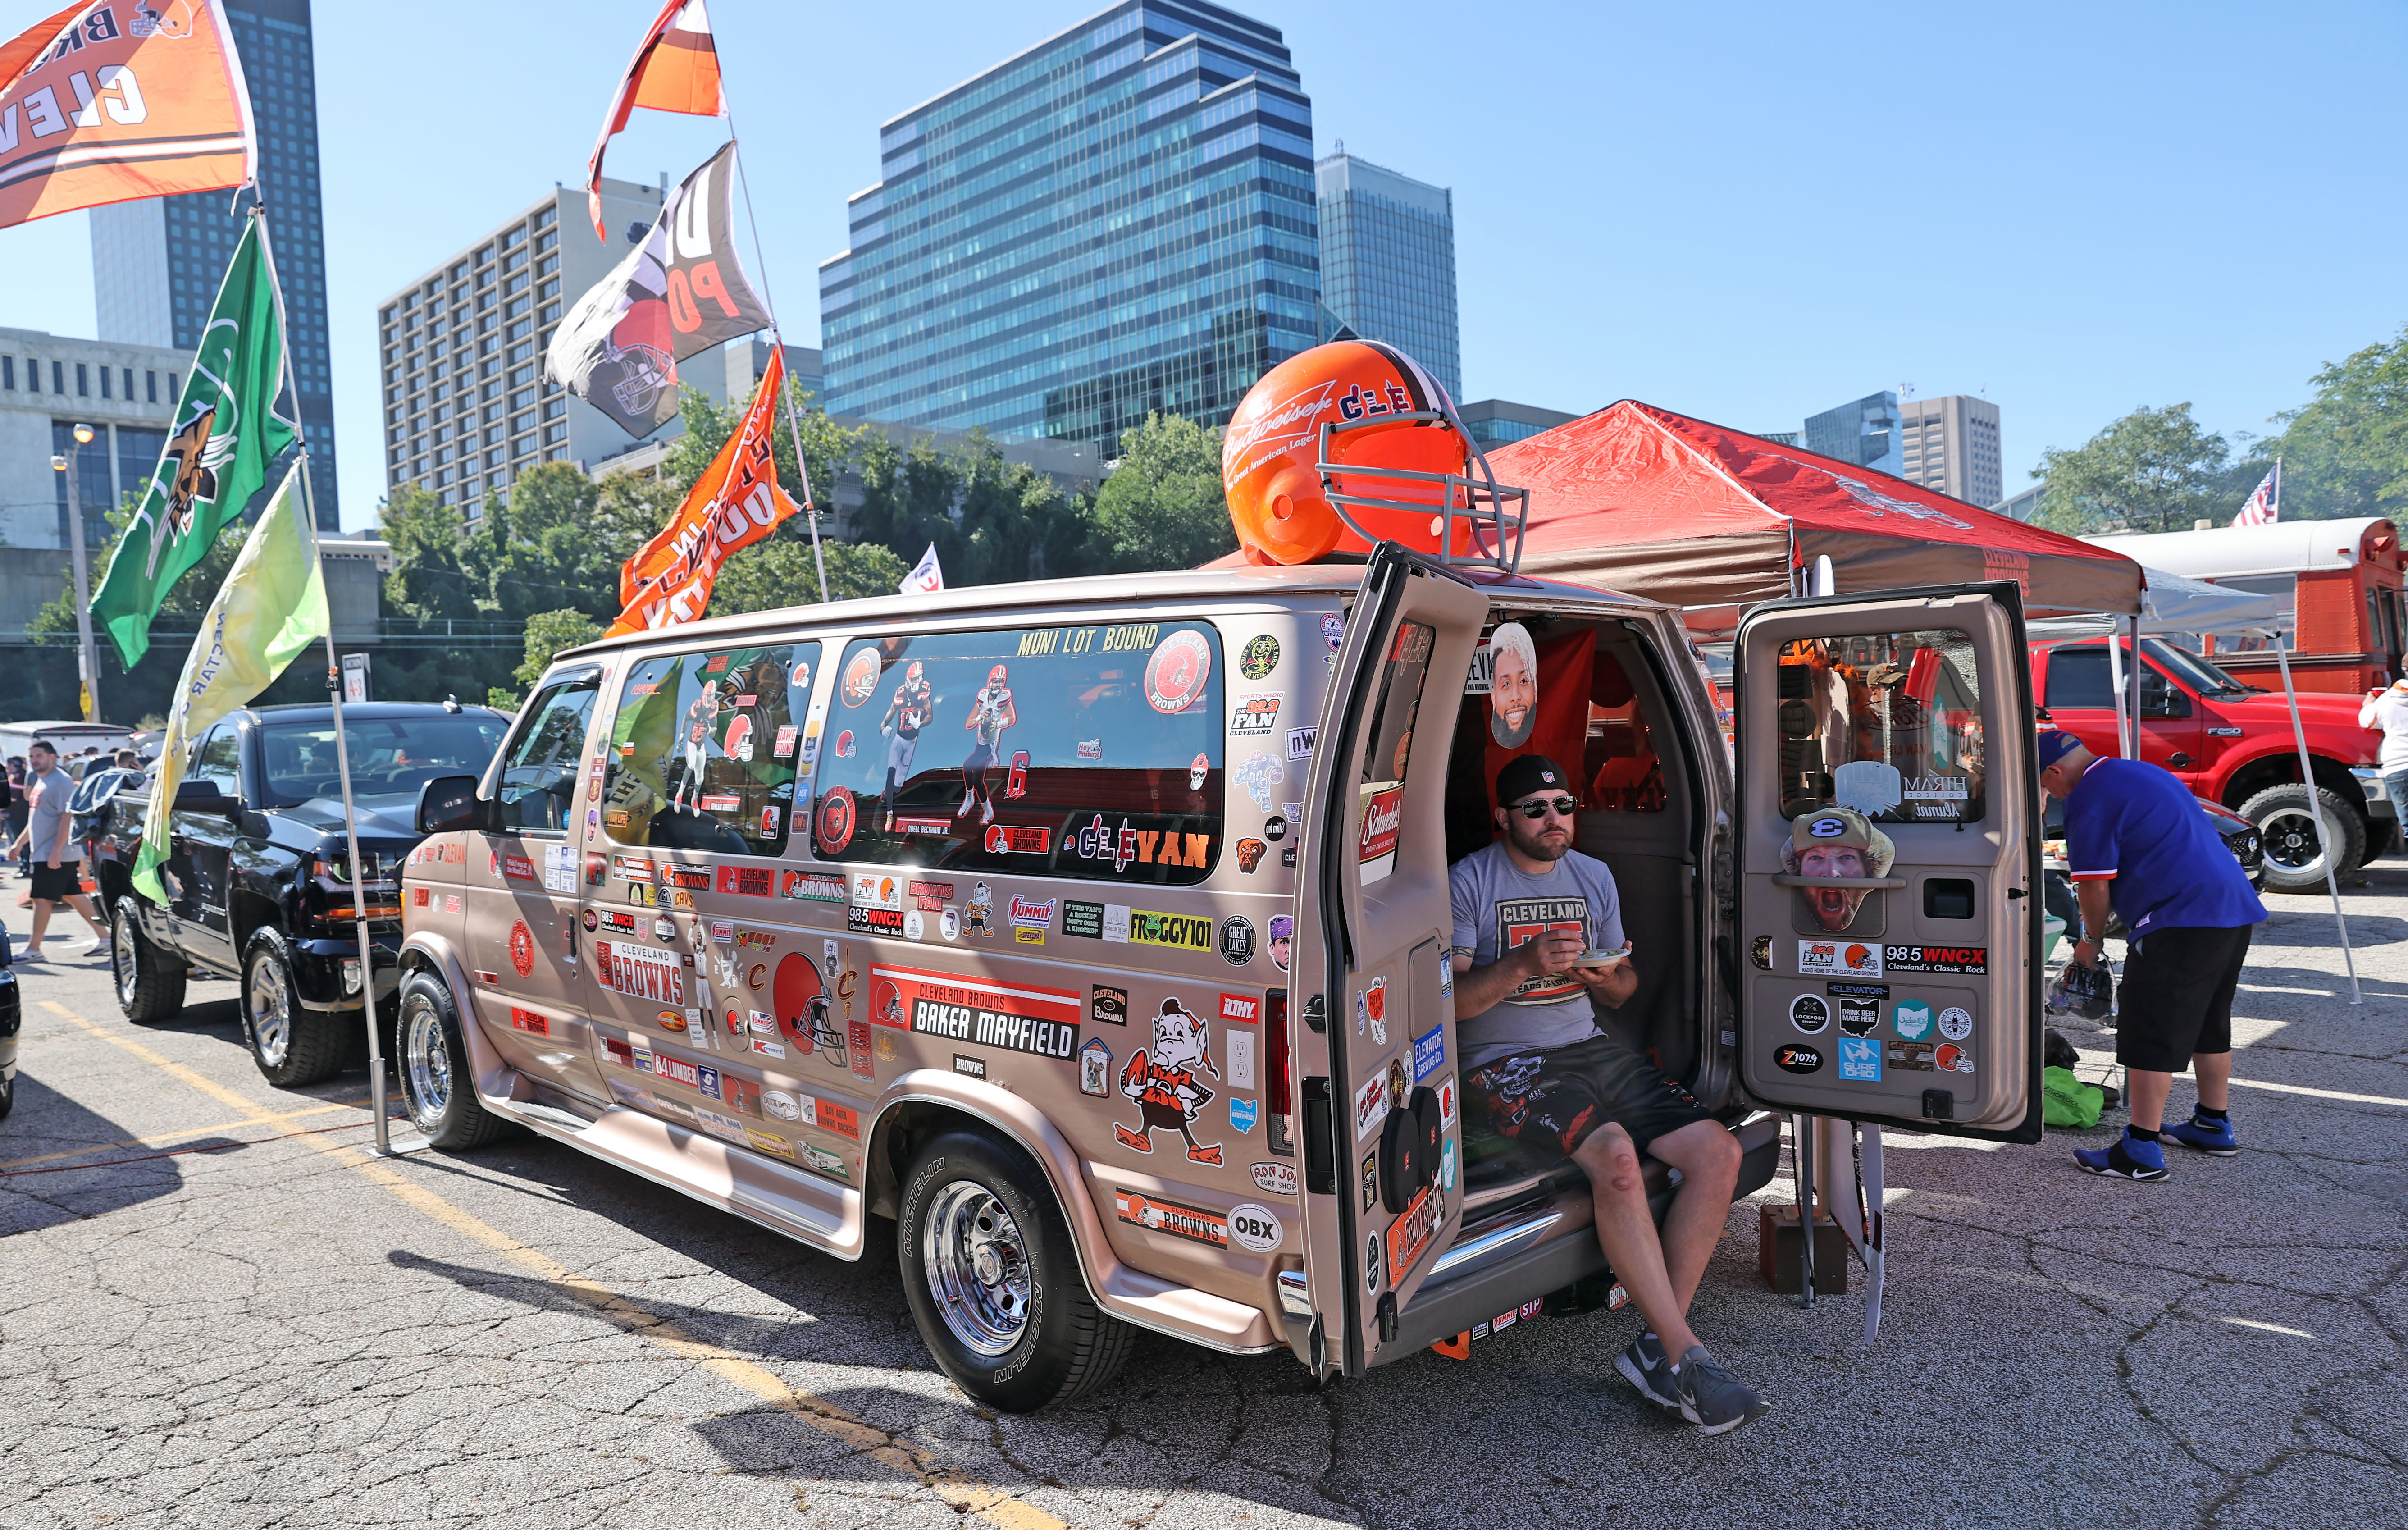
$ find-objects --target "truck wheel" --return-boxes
[2241,784,2366,893]
[110,901,186,1024]
[395,970,509,1151]
[898,1128,1133,1413]
[241,928,345,1088]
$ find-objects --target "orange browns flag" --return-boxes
[0,0,255,230]
[607,348,801,637]
[585,0,724,239]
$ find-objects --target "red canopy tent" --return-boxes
[1478,401,2143,627]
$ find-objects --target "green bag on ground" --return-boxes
[2044,1065,2105,1129]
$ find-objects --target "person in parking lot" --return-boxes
[1449,753,1767,1434]
[5,740,109,960]
[2040,731,2266,1180]
[5,757,27,881]
[2358,677,2408,847]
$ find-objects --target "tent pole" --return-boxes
[2107,630,2133,759]
[2273,633,2362,1004]
[2126,615,2144,758]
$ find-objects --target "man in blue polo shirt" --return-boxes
[2038,730,2266,1181]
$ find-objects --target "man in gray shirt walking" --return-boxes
[1449,753,1765,1434]
[6,740,109,960]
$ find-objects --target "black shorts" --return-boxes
[1464,1034,1715,1158]
[30,861,82,900]
[2117,924,2252,1073]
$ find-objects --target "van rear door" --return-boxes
[1291,544,1489,1376]
[1732,584,2043,1142]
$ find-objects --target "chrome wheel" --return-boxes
[921,1180,1032,1357]
[246,955,291,1067]
[112,912,138,1006]
[401,991,453,1124]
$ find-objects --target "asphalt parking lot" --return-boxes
[1,873,2403,1530]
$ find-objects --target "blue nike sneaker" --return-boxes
[2075,1130,2168,1181]
[2164,1114,2239,1157]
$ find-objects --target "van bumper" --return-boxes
[1380,1111,1782,1364]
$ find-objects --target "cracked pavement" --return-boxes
[1,870,2402,1529]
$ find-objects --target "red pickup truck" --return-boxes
[2029,635,2392,891]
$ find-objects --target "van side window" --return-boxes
[600,644,817,856]
[813,623,1223,886]
[1774,629,1983,823]
[496,674,599,836]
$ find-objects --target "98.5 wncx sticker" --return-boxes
[1884,945,1987,974]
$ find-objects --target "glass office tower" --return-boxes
[89,0,337,526]
[819,1,1320,449]
[1803,391,1903,477]
[1314,151,1459,402]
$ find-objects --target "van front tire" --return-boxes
[898,1128,1133,1412]
[396,970,509,1151]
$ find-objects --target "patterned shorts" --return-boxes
[1464,1034,1715,1159]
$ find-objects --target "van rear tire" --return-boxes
[898,1128,1133,1412]
[2241,784,2364,893]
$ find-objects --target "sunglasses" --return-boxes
[1511,795,1581,819]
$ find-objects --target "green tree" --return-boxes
[1090,412,1234,571]
[513,607,605,690]
[2032,404,2231,535]
[378,484,480,621]
[2257,324,2408,523]
[712,536,910,614]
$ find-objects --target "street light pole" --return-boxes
[50,423,105,724]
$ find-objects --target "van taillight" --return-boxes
[1266,989,1293,1157]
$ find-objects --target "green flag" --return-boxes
[92,215,297,670]
[132,464,328,906]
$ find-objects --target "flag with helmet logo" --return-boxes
[547,140,771,438]
[605,348,801,637]
[131,462,326,905]
[91,212,296,668]
[0,0,257,230]
[584,0,724,239]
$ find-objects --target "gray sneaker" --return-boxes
[1665,1346,1770,1434]
[1613,1332,1680,1414]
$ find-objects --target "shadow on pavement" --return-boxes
[0,1072,216,1235]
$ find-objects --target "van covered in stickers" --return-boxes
[390,494,2047,1413]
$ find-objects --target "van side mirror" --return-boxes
[415,774,487,835]
[172,779,233,813]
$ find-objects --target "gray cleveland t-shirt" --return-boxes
[1448,840,1626,1068]
[25,767,73,861]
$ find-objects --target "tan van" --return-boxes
[395,544,2044,1410]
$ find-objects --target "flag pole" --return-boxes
[722,122,830,604]
[255,206,408,1151]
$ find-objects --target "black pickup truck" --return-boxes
[91,702,509,1085]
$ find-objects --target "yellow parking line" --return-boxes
[0,1099,365,1171]
[39,1001,1065,1530]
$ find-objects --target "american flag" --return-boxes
[2234,463,2280,527]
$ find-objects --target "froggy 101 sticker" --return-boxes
[1144,630,1213,714]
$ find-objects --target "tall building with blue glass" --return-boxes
[818,1,1320,449]
[89,0,337,526]
[1314,151,1459,402]
[1802,391,1902,478]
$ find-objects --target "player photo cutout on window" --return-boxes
[1783,805,1896,934]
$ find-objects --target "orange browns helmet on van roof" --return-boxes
[1222,340,1486,567]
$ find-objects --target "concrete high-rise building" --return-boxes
[819,1,1320,449]
[1315,150,1459,401]
[89,0,338,526]
[1899,394,2002,507]
[1803,391,1902,476]
[374,178,671,518]
[0,328,186,552]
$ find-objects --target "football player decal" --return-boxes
[957,664,1017,826]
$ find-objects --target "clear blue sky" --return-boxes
[2,0,2400,530]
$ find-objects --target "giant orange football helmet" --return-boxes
[1221,340,1526,568]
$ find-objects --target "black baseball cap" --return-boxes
[1496,754,1572,805]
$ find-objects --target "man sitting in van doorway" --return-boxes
[1450,753,1769,1435]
